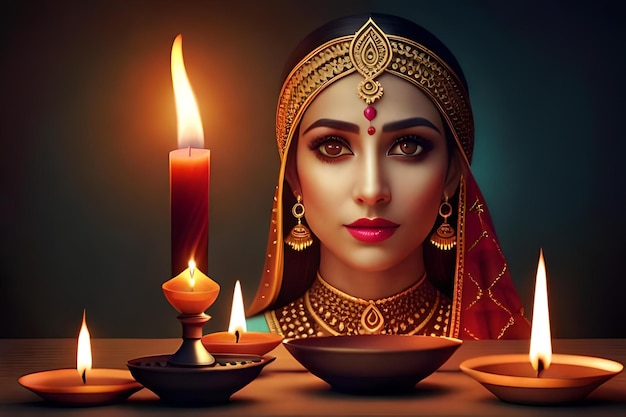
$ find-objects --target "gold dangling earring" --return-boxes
[430,196,457,250]
[284,195,313,251]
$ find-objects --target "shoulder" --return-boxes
[246,314,271,332]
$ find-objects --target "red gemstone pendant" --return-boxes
[363,105,377,121]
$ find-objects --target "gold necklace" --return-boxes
[304,272,449,336]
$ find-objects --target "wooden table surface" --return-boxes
[1,338,625,416]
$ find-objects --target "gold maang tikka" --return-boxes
[349,18,393,135]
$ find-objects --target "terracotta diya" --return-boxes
[460,353,623,405]
[18,312,142,406]
[129,262,275,405]
[19,369,142,407]
[202,280,283,356]
[460,250,623,405]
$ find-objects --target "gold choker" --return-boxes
[304,272,451,336]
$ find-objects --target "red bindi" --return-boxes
[364,105,377,136]
[364,105,377,121]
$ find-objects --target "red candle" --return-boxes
[170,34,209,275]
[170,148,209,275]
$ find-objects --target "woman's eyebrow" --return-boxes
[382,117,440,133]
[302,118,360,134]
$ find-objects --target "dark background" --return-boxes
[1,0,624,339]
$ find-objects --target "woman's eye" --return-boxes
[311,137,353,159]
[388,136,432,157]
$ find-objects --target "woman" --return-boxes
[246,13,530,340]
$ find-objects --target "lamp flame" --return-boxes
[228,280,247,336]
[188,259,196,289]
[171,34,204,149]
[77,310,92,383]
[529,249,552,373]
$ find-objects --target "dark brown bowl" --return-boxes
[283,334,461,394]
[127,354,275,405]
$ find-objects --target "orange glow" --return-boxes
[188,259,196,289]
[76,310,92,380]
[171,34,204,149]
[162,264,220,315]
[529,249,552,372]
[228,280,247,334]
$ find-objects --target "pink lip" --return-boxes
[344,218,400,243]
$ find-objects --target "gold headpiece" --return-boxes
[276,17,474,163]
[350,18,392,105]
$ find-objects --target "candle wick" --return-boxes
[537,358,545,378]
[235,330,240,344]
[188,145,191,157]
[81,369,87,385]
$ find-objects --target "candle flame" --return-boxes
[228,280,247,335]
[529,249,552,373]
[188,259,196,289]
[77,310,92,383]
[171,34,204,149]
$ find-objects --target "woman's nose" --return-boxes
[353,152,391,206]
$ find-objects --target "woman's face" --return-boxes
[289,72,457,274]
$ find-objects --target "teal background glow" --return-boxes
[1,0,623,338]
